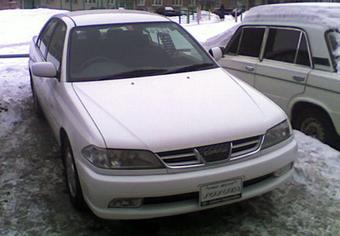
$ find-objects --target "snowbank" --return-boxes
[0,8,238,54]
[0,8,67,54]
[169,10,221,25]
[294,131,340,200]
[183,17,239,50]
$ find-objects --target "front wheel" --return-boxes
[62,137,87,211]
[294,109,336,146]
[29,73,43,117]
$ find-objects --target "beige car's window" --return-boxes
[238,28,265,57]
[264,28,311,67]
[327,31,340,71]
[264,28,300,63]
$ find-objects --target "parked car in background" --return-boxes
[220,3,340,148]
[155,6,182,16]
[29,10,296,220]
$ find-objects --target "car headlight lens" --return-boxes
[81,145,164,169]
[262,120,292,149]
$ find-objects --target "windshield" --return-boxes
[327,30,340,71]
[68,22,217,82]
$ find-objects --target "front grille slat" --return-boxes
[232,139,259,149]
[157,151,202,168]
[166,160,203,166]
[160,153,196,160]
[157,135,262,168]
[231,136,262,159]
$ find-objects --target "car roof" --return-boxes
[56,9,170,26]
[243,3,340,30]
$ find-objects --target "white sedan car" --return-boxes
[28,10,297,220]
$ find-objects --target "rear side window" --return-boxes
[264,28,311,67]
[264,28,300,63]
[225,27,264,58]
[226,28,242,54]
[296,34,310,67]
[239,28,264,57]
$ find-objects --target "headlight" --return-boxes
[262,120,292,149]
[81,145,164,169]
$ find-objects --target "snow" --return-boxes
[0,8,340,235]
[0,8,67,54]
[169,10,221,25]
[0,8,238,55]
[244,3,340,29]
[294,131,340,201]
[182,15,240,49]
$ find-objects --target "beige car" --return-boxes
[219,3,340,148]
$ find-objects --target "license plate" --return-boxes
[199,178,243,207]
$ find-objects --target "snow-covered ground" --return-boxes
[0,8,237,55]
[0,9,67,54]
[0,8,340,235]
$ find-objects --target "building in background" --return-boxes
[0,0,19,9]
[37,0,200,11]
[3,0,339,14]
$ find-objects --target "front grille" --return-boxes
[156,135,263,168]
[197,142,231,162]
[230,136,263,160]
[157,149,202,167]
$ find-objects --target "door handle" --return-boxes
[245,65,255,72]
[292,76,305,82]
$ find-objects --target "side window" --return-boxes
[225,27,242,55]
[264,28,300,64]
[37,19,58,59]
[46,23,67,72]
[296,33,311,67]
[238,28,265,57]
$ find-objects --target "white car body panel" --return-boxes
[28,10,297,220]
[78,139,296,219]
[72,68,285,152]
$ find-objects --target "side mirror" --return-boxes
[31,62,57,78]
[209,47,223,61]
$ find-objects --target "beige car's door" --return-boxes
[219,27,266,86]
[254,28,312,112]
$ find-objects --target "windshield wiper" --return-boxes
[166,63,217,74]
[97,69,168,81]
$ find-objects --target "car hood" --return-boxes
[72,68,285,152]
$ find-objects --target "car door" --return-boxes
[254,27,312,112]
[219,26,266,86]
[41,21,67,134]
[31,19,59,118]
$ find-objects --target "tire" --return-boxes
[29,72,44,118]
[294,108,336,147]
[61,136,87,211]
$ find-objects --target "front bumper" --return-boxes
[76,138,297,220]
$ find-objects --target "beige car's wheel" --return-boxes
[295,108,336,147]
